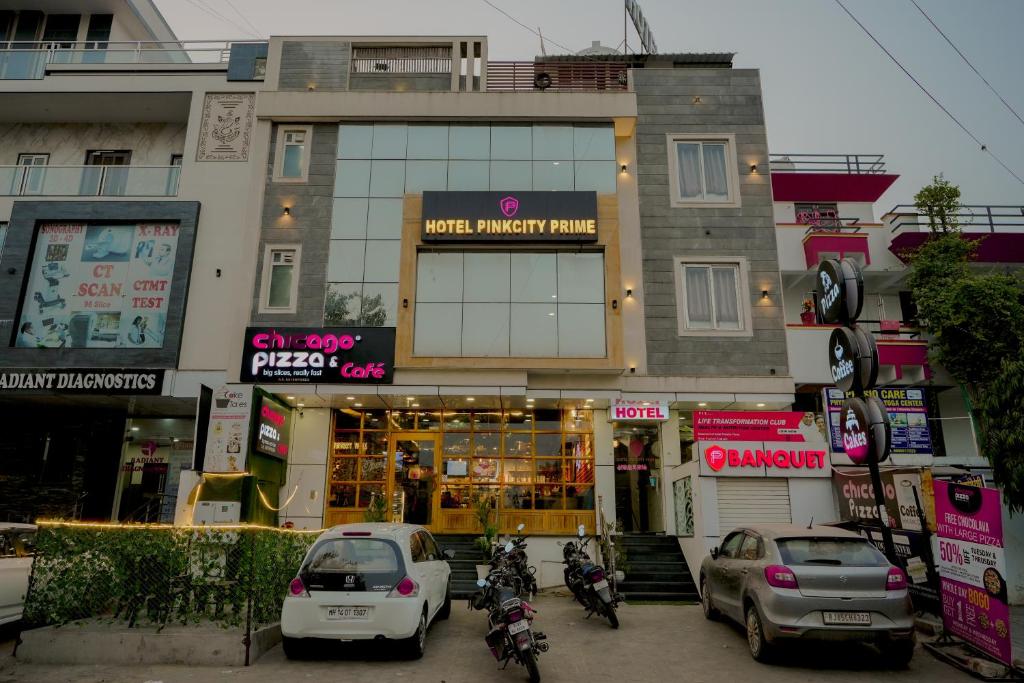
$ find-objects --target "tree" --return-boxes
[906,176,1024,511]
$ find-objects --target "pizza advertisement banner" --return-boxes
[934,480,1011,665]
[15,222,180,350]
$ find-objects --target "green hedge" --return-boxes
[24,524,317,630]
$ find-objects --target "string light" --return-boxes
[35,519,320,533]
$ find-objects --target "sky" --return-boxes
[156,0,1024,209]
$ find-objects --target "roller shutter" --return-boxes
[716,478,791,533]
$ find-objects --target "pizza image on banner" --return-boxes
[16,223,179,350]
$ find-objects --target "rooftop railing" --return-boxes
[886,205,1024,234]
[769,154,887,175]
[0,40,253,79]
[0,165,180,197]
[486,61,629,92]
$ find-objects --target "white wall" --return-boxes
[788,478,838,527]
[279,407,330,530]
[0,122,186,166]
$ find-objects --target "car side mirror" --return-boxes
[443,549,455,560]
[710,546,720,560]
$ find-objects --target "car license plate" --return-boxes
[592,579,609,591]
[507,620,529,635]
[326,606,371,620]
[823,611,871,626]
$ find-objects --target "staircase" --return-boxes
[434,534,484,599]
[614,533,698,602]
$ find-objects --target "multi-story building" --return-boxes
[0,1,267,523]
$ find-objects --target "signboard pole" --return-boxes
[868,458,898,560]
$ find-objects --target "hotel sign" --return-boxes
[421,191,598,242]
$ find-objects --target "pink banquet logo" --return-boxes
[704,445,727,472]
[499,195,520,218]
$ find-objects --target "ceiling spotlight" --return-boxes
[412,403,420,407]
[467,397,475,402]
[286,396,295,400]
[131,426,140,432]
[585,399,594,403]
[297,403,305,408]
[346,396,355,400]
[354,403,363,407]
[756,403,766,408]
[698,402,707,407]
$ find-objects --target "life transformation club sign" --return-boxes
[934,480,1011,665]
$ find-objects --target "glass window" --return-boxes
[449,125,490,159]
[338,125,373,158]
[557,252,604,303]
[510,253,556,302]
[281,129,306,178]
[448,161,490,190]
[776,538,888,567]
[573,126,615,161]
[532,160,573,190]
[462,303,510,356]
[510,304,558,356]
[416,252,463,302]
[414,303,462,355]
[672,138,734,204]
[266,248,296,309]
[325,283,362,325]
[574,161,616,193]
[406,125,449,159]
[503,485,533,510]
[327,240,365,281]
[557,304,605,357]
[532,125,574,160]
[410,532,426,562]
[364,240,401,282]
[331,198,369,239]
[719,532,744,559]
[740,535,762,561]
[361,282,398,326]
[367,198,403,239]
[489,161,532,191]
[371,124,408,159]
[681,263,742,331]
[369,160,405,196]
[334,159,371,196]
[463,252,510,302]
[405,160,448,193]
[491,126,532,160]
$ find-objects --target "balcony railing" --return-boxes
[770,154,886,175]
[0,40,249,79]
[0,165,180,197]
[886,204,1024,234]
[486,61,629,92]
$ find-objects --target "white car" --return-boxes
[281,523,453,660]
[0,523,36,626]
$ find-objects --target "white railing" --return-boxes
[0,40,256,79]
[0,165,180,197]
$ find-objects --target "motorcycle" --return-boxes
[471,548,548,683]
[562,524,619,628]
[490,523,537,599]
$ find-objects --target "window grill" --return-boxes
[351,46,452,74]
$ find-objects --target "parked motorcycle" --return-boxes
[471,550,548,682]
[562,524,619,628]
[490,523,537,599]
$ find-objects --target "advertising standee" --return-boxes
[204,385,254,473]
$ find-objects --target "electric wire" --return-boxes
[221,0,265,39]
[909,0,1024,130]
[181,0,260,39]
[834,0,1024,187]
[479,0,576,54]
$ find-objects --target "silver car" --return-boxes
[699,524,915,665]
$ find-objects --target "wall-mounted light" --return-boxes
[402,298,409,308]
[749,163,758,173]
[612,299,619,309]
[625,288,633,298]
[307,83,316,91]
[761,289,769,300]
[282,206,291,216]
[692,95,702,104]
[620,163,628,173]
[629,365,636,374]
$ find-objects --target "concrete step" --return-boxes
[618,580,696,593]
[620,591,699,602]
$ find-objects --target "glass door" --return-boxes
[390,433,438,527]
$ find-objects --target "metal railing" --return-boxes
[769,154,886,174]
[486,61,629,92]
[0,165,181,197]
[351,46,452,74]
[0,40,252,79]
[790,318,921,339]
[886,205,1024,234]
[799,217,864,233]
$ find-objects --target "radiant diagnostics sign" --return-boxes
[694,410,830,478]
[16,223,179,349]
[934,480,1011,665]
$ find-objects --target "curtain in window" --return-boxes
[675,143,702,199]
[712,267,739,327]
[702,143,729,199]
[685,266,712,326]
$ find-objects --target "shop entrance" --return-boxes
[613,424,663,532]
[390,433,437,527]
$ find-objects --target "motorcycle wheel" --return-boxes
[521,648,542,683]
[605,603,619,629]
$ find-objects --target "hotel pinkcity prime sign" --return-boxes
[239,327,395,383]
[421,191,598,242]
[694,410,830,478]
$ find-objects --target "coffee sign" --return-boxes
[829,326,879,394]
[421,191,598,243]
[240,327,395,383]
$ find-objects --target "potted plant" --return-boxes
[800,298,817,325]
[363,492,387,522]
[471,493,497,579]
